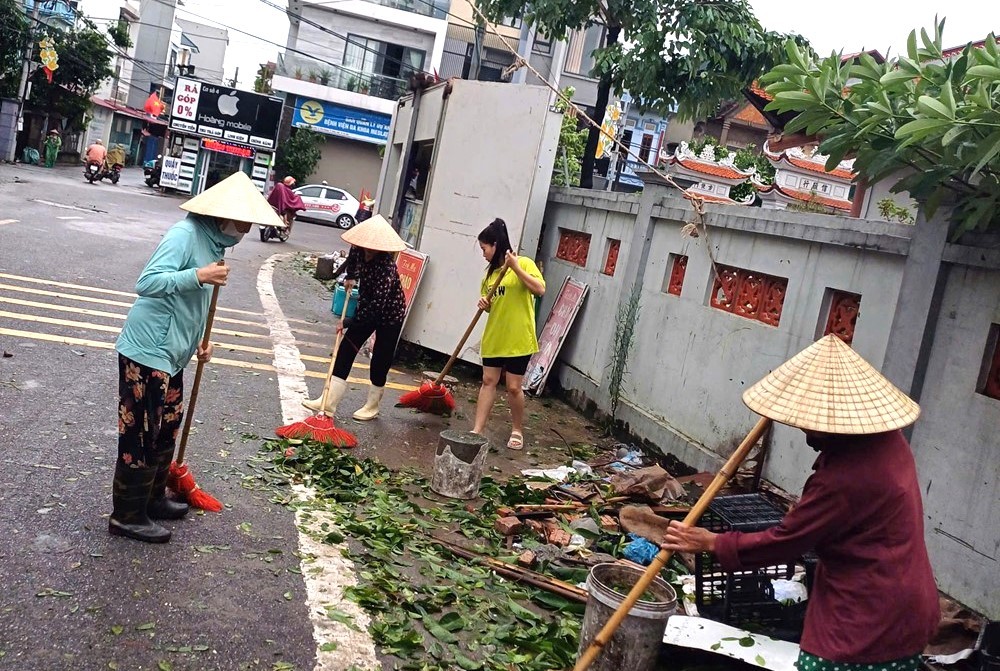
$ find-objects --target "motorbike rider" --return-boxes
[266,176,306,237]
[85,139,107,171]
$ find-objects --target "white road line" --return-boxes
[30,199,104,213]
[0,219,18,226]
[256,252,379,671]
[56,216,84,220]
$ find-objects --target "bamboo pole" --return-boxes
[572,417,773,671]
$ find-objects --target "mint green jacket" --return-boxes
[116,215,240,376]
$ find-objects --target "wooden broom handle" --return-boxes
[176,260,225,466]
[433,267,508,385]
[317,295,353,414]
[573,416,773,671]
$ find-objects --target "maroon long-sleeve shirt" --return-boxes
[714,430,939,663]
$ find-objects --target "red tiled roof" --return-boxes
[942,37,1000,58]
[732,103,769,127]
[760,184,852,211]
[90,96,167,126]
[747,81,773,101]
[784,155,854,180]
[672,156,751,180]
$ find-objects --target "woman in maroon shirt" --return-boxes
[663,335,939,671]
[304,215,407,421]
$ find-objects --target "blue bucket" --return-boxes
[331,285,359,319]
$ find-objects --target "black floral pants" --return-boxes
[117,354,184,469]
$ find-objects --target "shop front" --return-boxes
[165,77,282,195]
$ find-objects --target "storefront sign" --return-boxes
[523,277,588,395]
[201,138,256,159]
[396,249,428,311]
[169,77,282,149]
[291,98,390,145]
[159,156,182,188]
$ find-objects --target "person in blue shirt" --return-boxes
[110,172,285,544]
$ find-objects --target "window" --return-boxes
[344,35,426,80]
[326,189,348,201]
[602,238,620,276]
[532,30,551,54]
[822,290,861,345]
[564,23,604,77]
[499,15,522,29]
[977,324,1000,400]
[710,265,788,327]
[556,229,591,267]
[638,134,654,163]
[664,254,688,296]
[298,186,323,198]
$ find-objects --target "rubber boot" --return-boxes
[353,386,384,421]
[303,376,349,415]
[148,448,189,520]
[109,462,171,543]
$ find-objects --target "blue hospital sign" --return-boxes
[292,98,391,145]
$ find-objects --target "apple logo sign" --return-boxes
[217,92,240,116]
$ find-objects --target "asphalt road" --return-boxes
[0,164,398,671]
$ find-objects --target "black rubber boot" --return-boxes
[109,462,171,543]
[148,450,189,521]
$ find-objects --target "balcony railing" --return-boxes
[278,55,410,102]
[24,0,77,25]
[359,0,446,20]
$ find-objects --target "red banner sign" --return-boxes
[396,249,428,310]
[523,277,588,395]
[200,138,256,159]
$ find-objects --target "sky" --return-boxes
[171,0,998,90]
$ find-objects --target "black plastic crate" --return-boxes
[694,493,803,639]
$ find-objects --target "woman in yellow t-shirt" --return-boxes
[472,219,546,449]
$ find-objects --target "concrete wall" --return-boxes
[538,186,1000,617]
[129,0,177,108]
[176,19,228,85]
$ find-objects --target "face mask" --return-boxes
[220,222,246,243]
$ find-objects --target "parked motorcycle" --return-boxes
[143,154,162,187]
[84,159,123,184]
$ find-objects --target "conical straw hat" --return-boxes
[180,171,286,228]
[341,214,406,252]
[742,334,920,434]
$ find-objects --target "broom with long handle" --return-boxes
[167,261,226,513]
[396,267,509,415]
[573,416,773,671]
[275,298,357,447]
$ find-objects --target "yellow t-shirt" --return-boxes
[480,257,545,359]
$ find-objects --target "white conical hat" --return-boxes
[180,171,286,228]
[341,214,406,252]
[742,334,920,434]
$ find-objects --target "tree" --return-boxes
[30,26,114,129]
[254,63,274,94]
[275,128,323,183]
[478,0,799,187]
[0,0,30,99]
[551,87,588,187]
[760,20,1000,236]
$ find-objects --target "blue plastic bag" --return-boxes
[623,533,660,566]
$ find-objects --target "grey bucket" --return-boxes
[430,430,490,499]
[576,562,678,671]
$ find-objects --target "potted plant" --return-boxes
[294,67,303,80]
[308,70,319,83]
[318,68,332,86]
[359,78,370,95]
[346,76,358,92]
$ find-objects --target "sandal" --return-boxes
[507,431,524,450]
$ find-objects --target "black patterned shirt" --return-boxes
[343,246,406,326]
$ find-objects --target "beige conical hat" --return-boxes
[180,171,286,228]
[341,214,406,252]
[742,334,920,434]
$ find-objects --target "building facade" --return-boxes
[270,0,448,198]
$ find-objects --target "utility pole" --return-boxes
[8,0,41,162]
[469,20,485,81]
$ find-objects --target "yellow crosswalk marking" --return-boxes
[0,271,316,323]
[0,285,326,338]
[0,327,418,391]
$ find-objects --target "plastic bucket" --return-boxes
[576,563,678,671]
[430,430,489,500]
[331,284,358,319]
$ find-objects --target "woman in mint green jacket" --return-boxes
[109,172,284,544]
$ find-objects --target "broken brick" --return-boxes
[497,506,515,518]
[599,515,619,532]
[494,516,522,536]
[547,529,573,547]
[517,550,536,568]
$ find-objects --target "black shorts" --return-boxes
[482,354,532,376]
